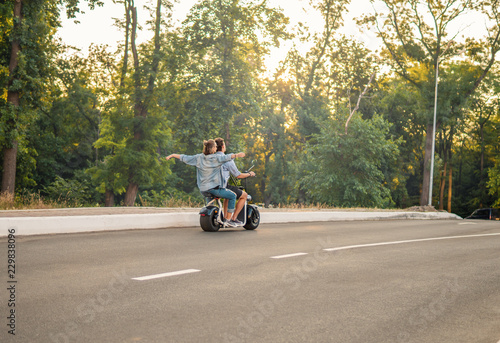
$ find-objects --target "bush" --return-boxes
[138,189,204,208]
[42,170,102,206]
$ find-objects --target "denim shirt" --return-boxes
[180,153,233,191]
[216,151,241,187]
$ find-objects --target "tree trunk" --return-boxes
[147,0,161,95]
[439,162,447,211]
[124,183,139,207]
[225,122,231,146]
[105,189,115,207]
[479,122,485,207]
[264,194,272,208]
[261,153,271,208]
[2,142,18,196]
[420,123,434,206]
[120,0,131,88]
[260,177,267,207]
[1,0,23,196]
[447,166,452,213]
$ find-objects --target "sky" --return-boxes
[57,0,489,73]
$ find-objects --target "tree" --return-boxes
[486,69,500,207]
[0,0,103,197]
[161,0,290,198]
[29,44,115,195]
[359,0,500,206]
[0,0,22,197]
[287,0,351,139]
[487,146,500,208]
[177,0,290,151]
[301,115,401,208]
[275,0,380,204]
[375,76,427,206]
[92,0,173,206]
[463,67,500,209]
[246,76,299,207]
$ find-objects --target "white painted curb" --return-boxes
[261,211,462,223]
[0,213,199,236]
[0,210,462,237]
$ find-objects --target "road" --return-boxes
[1,220,500,343]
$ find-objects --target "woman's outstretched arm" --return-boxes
[166,154,181,160]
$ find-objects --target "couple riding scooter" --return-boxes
[166,138,257,230]
[213,137,255,227]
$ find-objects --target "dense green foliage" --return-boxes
[301,115,403,208]
[1,0,499,217]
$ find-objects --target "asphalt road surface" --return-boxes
[1,219,500,343]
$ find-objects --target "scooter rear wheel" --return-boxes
[200,211,221,232]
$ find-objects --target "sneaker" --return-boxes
[230,219,244,226]
[223,218,236,228]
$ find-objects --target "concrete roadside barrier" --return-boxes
[0,209,462,237]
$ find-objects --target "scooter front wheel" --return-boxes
[244,206,260,230]
[200,210,221,232]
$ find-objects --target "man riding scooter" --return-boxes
[214,138,255,226]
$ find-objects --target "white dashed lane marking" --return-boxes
[132,269,200,281]
[323,233,500,252]
[131,234,500,281]
[270,252,308,259]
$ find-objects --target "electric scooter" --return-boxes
[199,166,260,232]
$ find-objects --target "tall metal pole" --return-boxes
[428,58,439,206]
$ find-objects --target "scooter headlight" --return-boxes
[247,194,252,202]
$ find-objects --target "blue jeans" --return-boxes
[204,187,237,212]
